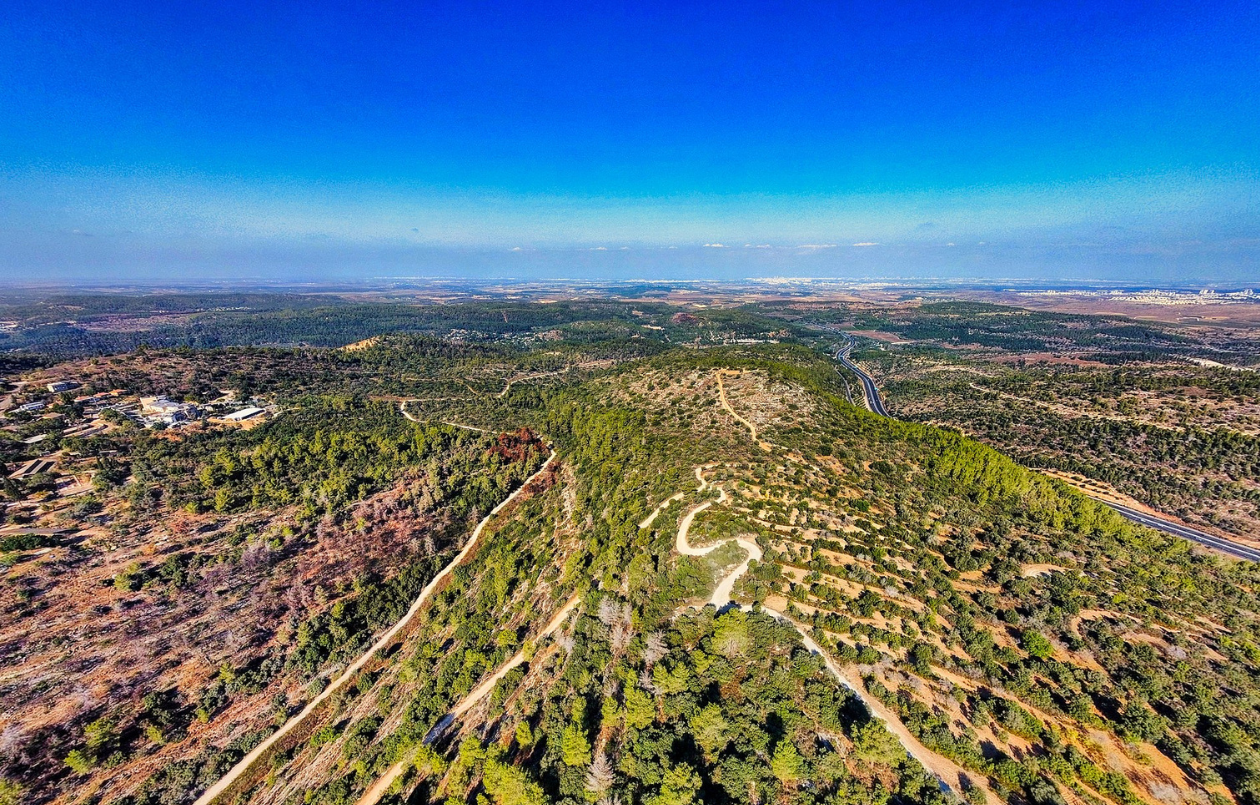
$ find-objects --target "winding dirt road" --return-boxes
[398,402,488,433]
[670,467,974,796]
[672,467,763,609]
[357,373,980,804]
[668,371,986,796]
[716,371,771,451]
[194,448,557,805]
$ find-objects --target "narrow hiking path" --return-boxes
[449,595,582,720]
[716,371,771,451]
[398,401,488,433]
[355,594,583,805]
[194,447,557,805]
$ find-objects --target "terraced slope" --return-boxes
[307,346,1260,805]
[8,337,1260,805]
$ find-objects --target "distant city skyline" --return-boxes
[1,1,1257,283]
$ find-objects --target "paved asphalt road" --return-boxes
[831,336,1258,561]
[834,341,890,417]
[1104,502,1260,561]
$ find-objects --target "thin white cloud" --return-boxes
[798,243,837,249]
[852,242,879,247]
[590,246,608,251]
[510,246,523,251]
[745,243,773,248]
[703,242,726,248]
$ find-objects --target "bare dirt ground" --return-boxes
[850,330,910,343]
[2,475,466,805]
[341,337,381,351]
[951,292,1260,329]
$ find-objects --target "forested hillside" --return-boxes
[2,297,1257,805]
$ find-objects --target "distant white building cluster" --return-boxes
[1016,288,1258,306]
[4,378,273,436]
[2,374,275,497]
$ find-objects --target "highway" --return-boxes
[1104,502,1260,561]
[834,338,890,416]
[831,335,1259,562]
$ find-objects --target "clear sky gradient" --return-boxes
[1,1,1257,283]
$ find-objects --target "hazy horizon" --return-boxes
[2,1,1257,283]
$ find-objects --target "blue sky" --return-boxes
[1,1,1257,283]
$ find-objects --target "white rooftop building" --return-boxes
[224,406,265,421]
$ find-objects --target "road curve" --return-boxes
[834,339,889,417]
[672,468,762,609]
[831,335,1257,561]
[194,447,558,805]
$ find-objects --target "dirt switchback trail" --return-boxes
[356,594,583,805]
[671,467,975,796]
[371,372,980,802]
[194,448,558,805]
[672,467,763,609]
[678,371,986,798]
